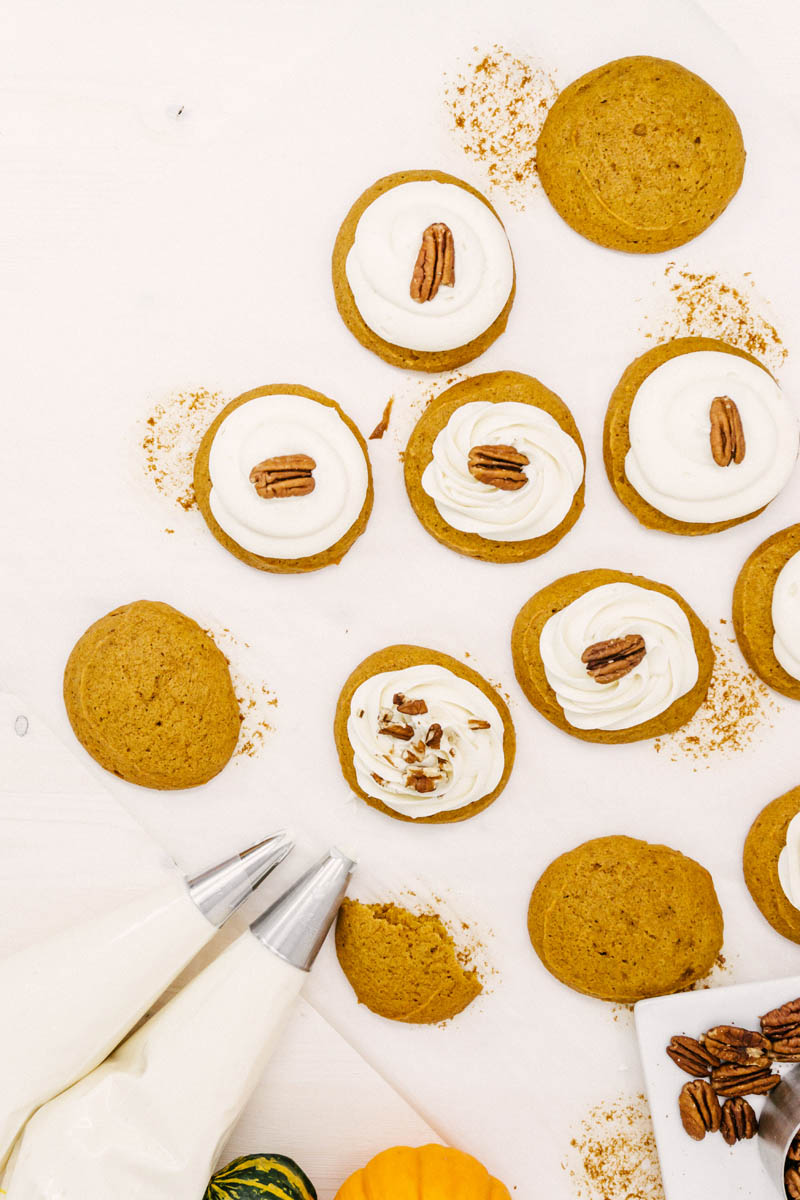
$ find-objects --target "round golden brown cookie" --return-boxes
[528,836,724,1002]
[403,370,585,563]
[194,383,373,575]
[64,600,240,790]
[511,568,713,744]
[743,788,800,944]
[537,56,745,253]
[604,337,771,535]
[331,169,516,372]
[333,644,515,824]
[335,899,482,1023]
[733,524,800,700]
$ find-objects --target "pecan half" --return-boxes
[710,1062,781,1097]
[788,1134,800,1165]
[666,1034,720,1077]
[582,635,646,683]
[468,444,530,491]
[701,1025,773,1067]
[249,454,316,498]
[709,396,745,466]
[770,1035,800,1062]
[679,1079,721,1140]
[720,1097,757,1146]
[761,997,800,1038]
[410,222,455,302]
[788,1168,800,1200]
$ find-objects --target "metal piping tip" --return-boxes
[187,831,295,928]
[250,847,355,972]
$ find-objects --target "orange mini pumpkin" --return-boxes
[334,1144,511,1199]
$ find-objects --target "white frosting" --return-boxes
[344,181,514,352]
[624,351,798,523]
[778,812,800,910]
[208,394,368,560]
[420,400,583,541]
[539,582,699,731]
[772,549,800,679]
[347,663,504,818]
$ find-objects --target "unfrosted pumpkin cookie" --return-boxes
[335,899,481,1024]
[331,170,515,372]
[194,384,373,574]
[537,56,745,253]
[604,337,798,535]
[528,836,724,1002]
[404,371,585,563]
[334,645,514,824]
[733,524,800,699]
[511,569,713,743]
[743,787,800,944]
[64,600,240,789]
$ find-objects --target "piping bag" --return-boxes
[0,847,355,1200]
[0,830,293,1169]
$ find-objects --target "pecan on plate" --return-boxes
[468,444,529,491]
[710,1062,781,1098]
[709,396,745,466]
[666,1034,720,1077]
[249,454,316,498]
[581,635,646,684]
[720,1097,758,1146]
[762,997,800,1038]
[679,1079,721,1140]
[788,1166,800,1200]
[701,1025,773,1068]
[410,222,455,302]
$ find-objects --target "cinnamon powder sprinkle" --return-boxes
[566,1094,664,1200]
[443,45,558,210]
[142,387,228,511]
[653,624,779,766]
[642,264,787,373]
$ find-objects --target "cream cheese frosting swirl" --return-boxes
[345,180,514,352]
[420,400,584,541]
[778,811,800,909]
[208,394,368,560]
[624,351,798,523]
[772,550,800,680]
[347,664,504,818]
[539,582,699,731]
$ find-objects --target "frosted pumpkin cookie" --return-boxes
[334,645,514,823]
[404,371,585,563]
[511,569,713,743]
[331,169,515,372]
[604,337,798,535]
[537,56,745,253]
[528,836,724,1002]
[743,788,800,944]
[733,524,800,699]
[64,600,240,790]
[194,384,373,574]
[335,899,481,1024]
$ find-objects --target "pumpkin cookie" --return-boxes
[335,899,481,1024]
[404,370,585,563]
[528,836,724,1002]
[332,169,515,372]
[743,788,800,944]
[511,569,713,743]
[334,645,514,823]
[733,525,800,700]
[64,601,240,789]
[537,56,745,253]
[604,337,798,535]
[194,384,373,574]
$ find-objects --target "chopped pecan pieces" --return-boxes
[468,444,529,491]
[666,1034,720,1077]
[467,718,492,730]
[788,1167,800,1200]
[379,723,414,741]
[425,723,443,749]
[709,396,745,466]
[720,1097,757,1146]
[582,635,646,683]
[710,1062,780,1097]
[249,453,316,498]
[396,698,428,716]
[679,1080,721,1140]
[410,222,455,302]
[701,1025,773,1067]
[406,771,437,793]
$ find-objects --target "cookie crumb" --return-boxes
[565,1094,664,1200]
[142,387,229,511]
[204,626,277,759]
